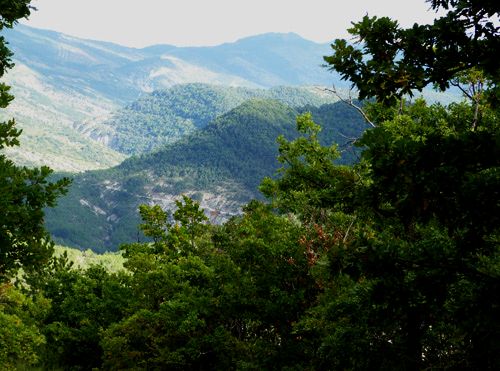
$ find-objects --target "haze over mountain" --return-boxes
[0,24,340,171]
[5,25,336,101]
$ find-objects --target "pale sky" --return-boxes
[21,0,441,47]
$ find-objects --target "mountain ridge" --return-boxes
[5,24,336,98]
[1,24,341,171]
[45,99,368,251]
[75,83,340,155]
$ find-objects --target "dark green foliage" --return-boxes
[217,201,317,369]
[96,198,316,370]
[0,162,70,280]
[21,253,132,370]
[358,99,500,231]
[261,112,359,216]
[262,61,500,371]
[263,96,500,369]
[0,283,47,370]
[101,199,226,369]
[29,197,317,370]
[257,1,500,367]
[7,2,498,369]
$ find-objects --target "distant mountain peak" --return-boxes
[225,31,322,46]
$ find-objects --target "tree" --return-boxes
[0,0,70,282]
[103,198,238,370]
[0,283,47,370]
[103,199,317,370]
[263,1,499,368]
[324,0,500,105]
[277,101,500,369]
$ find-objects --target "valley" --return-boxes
[45,98,368,251]
[2,25,457,251]
[1,25,339,171]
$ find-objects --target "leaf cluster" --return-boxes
[325,1,500,104]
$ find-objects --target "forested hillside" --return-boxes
[1,25,337,171]
[1,25,457,171]
[77,83,339,155]
[46,99,368,250]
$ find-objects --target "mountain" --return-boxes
[1,25,458,171]
[45,100,369,251]
[0,63,126,172]
[77,83,339,155]
[4,25,336,102]
[0,25,340,171]
[142,32,338,88]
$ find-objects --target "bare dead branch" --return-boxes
[450,80,474,101]
[337,131,359,141]
[321,85,376,127]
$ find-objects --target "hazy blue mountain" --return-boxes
[45,100,369,251]
[1,25,342,170]
[4,25,337,102]
[148,32,338,87]
[4,25,147,102]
